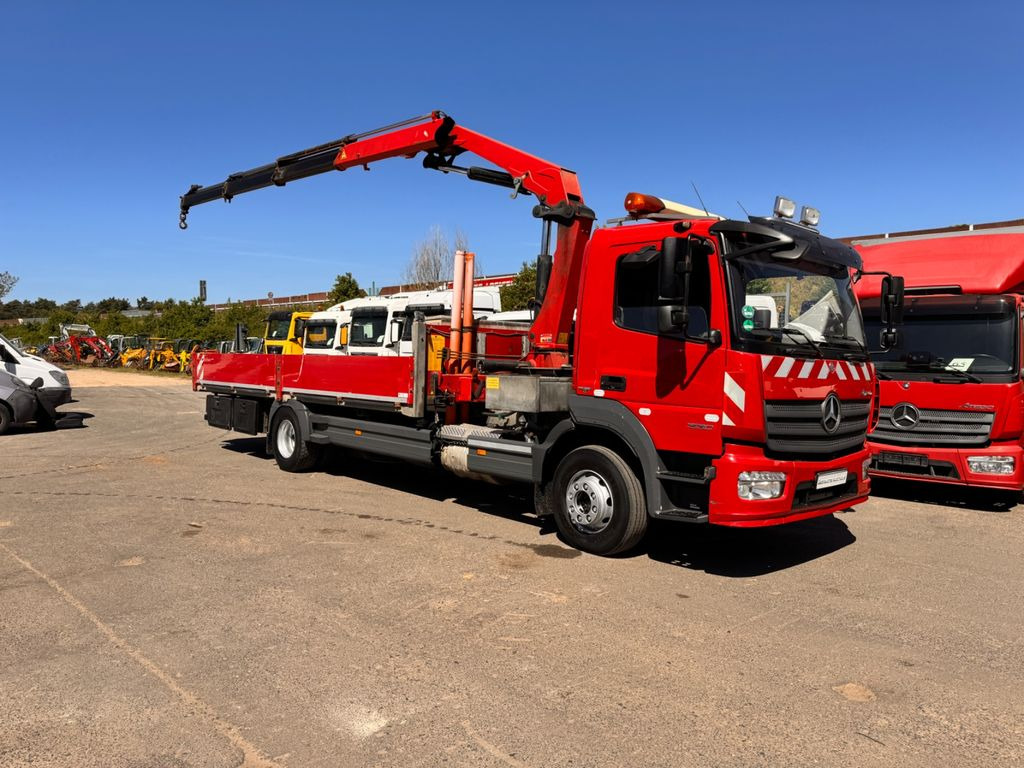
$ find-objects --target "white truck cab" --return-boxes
[303,288,503,357]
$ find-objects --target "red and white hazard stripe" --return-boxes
[195,356,205,382]
[722,372,746,427]
[760,355,870,382]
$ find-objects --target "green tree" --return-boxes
[328,272,367,305]
[0,272,16,301]
[499,261,537,312]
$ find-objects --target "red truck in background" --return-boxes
[180,111,899,555]
[853,220,1024,502]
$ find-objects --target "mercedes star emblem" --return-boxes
[821,392,842,434]
[891,402,920,430]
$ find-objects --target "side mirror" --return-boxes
[658,236,700,335]
[879,275,905,350]
[30,377,44,390]
[659,237,692,301]
[387,320,402,345]
[880,275,905,324]
[752,308,772,329]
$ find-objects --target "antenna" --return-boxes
[737,200,751,218]
[691,181,710,218]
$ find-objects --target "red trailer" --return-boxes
[853,221,1024,501]
[181,111,894,555]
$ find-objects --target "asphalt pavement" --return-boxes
[1,373,1021,767]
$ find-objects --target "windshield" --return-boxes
[726,255,866,357]
[864,295,1017,378]
[349,308,388,347]
[266,317,291,340]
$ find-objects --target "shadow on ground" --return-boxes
[221,436,274,460]
[871,477,1019,513]
[646,513,856,577]
[218,440,856,575]
[4,411,94,434]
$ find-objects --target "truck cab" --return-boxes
[854,226,1024,497]
[567,198,879,526]
[264,311,311,355]
[303,305,352,356]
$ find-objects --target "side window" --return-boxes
[614,245,711,339]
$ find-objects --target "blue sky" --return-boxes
[1,1,1021,304]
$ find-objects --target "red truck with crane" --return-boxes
[180,111,900,555]
[853,221,1024,502]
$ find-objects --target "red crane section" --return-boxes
[179,111,594,366]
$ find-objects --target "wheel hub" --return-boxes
[565,470,614,534]
[276,419,296,459]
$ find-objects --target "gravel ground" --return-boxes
[1,374,1021,767]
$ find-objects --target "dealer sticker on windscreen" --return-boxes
[815,469,848,490]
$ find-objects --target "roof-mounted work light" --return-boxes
[773,196,796,219]
[799,206,820,227]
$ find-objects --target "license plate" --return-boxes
[879,451,928,468]
[815,469,848,490]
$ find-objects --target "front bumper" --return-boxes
[710,443,870,527]
[37,386,72,411]
[867,441,1024,491]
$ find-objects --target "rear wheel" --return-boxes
[551,446,647,555]
[271,409,320,472]
[0,404,11,435]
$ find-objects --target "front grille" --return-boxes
[765,399,870,457]
[792,476,860,509]
[871,407,993,447]
[871,453,960,479]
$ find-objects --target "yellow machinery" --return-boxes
[264,310,311,355]
[146,338,179,371]
[119,335,150,368]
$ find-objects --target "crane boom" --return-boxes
[179,111,595,364]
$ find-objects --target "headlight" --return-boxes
[862,458,871,481]
[53,371,69,386]
[966,456,1015,475]
[738,471,786,500]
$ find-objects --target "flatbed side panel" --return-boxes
[195,352,416,406]
[196,352,280,394]
[288,355,415,406]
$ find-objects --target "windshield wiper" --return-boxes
[748,327,823,358]
[824,334,867,351]
[780,327,825,358]
[930,367,982,384]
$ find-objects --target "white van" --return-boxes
[0,332,72,411]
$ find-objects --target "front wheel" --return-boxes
[551,446,647,555]
[271,409,321,472]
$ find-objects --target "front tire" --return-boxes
[551,446,647,555]
[0,404,11,436]
[271,409,320,472]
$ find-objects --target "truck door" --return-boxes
[577,241,725,457]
